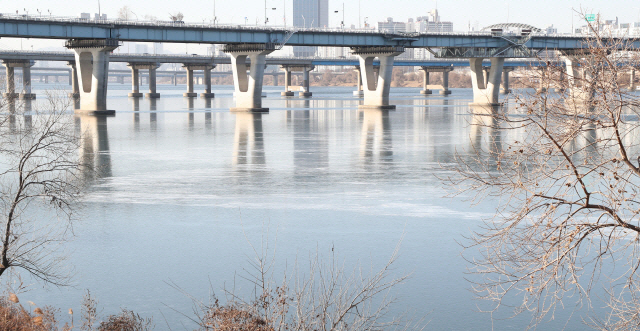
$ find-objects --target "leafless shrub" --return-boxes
[180,229,423,331]
[447,13,640,329]
[96,309,153,331]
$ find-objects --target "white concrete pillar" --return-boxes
[128,67,142,97]
[67,62,79,99]
[20,65,35,100]
[67,40,118,115]
[355,47,403,109]
[353,66,364,97]
[228,49,273,111]
[483,68,490,87]
[631,69,636,91]
[184,69,196,97]
[4,66,17,99]
[146,67,160,98]
[299,67,312,97]
[501,69,511,94]
[536,67,547,93]
[441,69,452,95]
[420,68,432,95]
[201,66,215,98]
[469,57,504,106]
[281,67,293,96]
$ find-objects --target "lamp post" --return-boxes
[333,3,344,29]
[213,0,217,25]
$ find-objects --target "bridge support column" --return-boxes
[272,73,279,86]
[299,66,314,97]
[630,69,636,91]
[469,57,504,106]
[3,64,18,99]
[127,66,142,97]
[146,66,160,98]
[353,46,404,109]
[420,68,432,95]
[562,54,596,104]
[20,65,36,100]
[184,68,196,97]
[66,39,119,115]
[353,66,364,97]
[281,67,294,96]
[67,62,79,99]
[226,45,274,112]
[440,69,453,95]
[556,69,566,93]
[201,65,216,98]
[501,68,513,94]
[3,60,36,99]
[536,67,547,93]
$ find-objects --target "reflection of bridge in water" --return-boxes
[67,97,516,182]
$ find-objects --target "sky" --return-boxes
[0,0,639,53]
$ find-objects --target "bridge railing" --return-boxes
[0,12,589,39]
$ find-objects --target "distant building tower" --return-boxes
[293,0,329,57]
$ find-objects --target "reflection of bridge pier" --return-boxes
[469,106,502,162]
[360,109,393,165]
[232,112,266,166]
[150,98,157,131]
[78,115,112,180]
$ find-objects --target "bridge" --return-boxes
[0,14,638,113]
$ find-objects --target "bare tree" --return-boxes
[447,16,640,329]
[169,12,184,22]
[117,6,134,21]
[176,229,423,331]
[0,91,84,286]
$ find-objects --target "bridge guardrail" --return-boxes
[0,13,594,39]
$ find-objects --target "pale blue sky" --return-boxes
[0,0,637,52]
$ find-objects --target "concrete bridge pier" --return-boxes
[3,63,19,99]
[129,63,161,98]
[67,61,79,99]
[226,45,274,112]
[353,46,404,109]
[469,57,504,106]
[353,66,364,97]
[299,66,314,97]
[19,63,36,100]
[501,68,513,94]
[563,55,596,104]
[630,69,636,91]
[183,66,197,97]
[536,67,547,93]
[419,68,432,95]
[127,64,143,97]
[281,67,294,96]
[440,68,453,95]
[200,65,216,98]
[3,60,36,99]
[66,39,119,115]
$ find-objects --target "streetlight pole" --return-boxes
[358,0,361,29]
[265,0,268,25]
[213,0,217,25]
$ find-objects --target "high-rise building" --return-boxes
[293,0,329,57]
